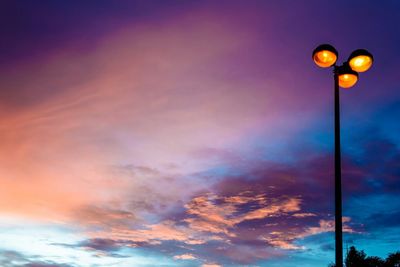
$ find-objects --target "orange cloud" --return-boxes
[299,217,355,238]
[262,217,356,250]
[74,192,309,249]
[182,193,304,242]
[87,220,207,246]
[292,212,317,218]
[264,239,305,250]
[238,198,301,221]
[173,253,197,260]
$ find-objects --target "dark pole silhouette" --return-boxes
[312,44,373,267]
[334,67,343,267]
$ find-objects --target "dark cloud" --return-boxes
[320,243,335,252]
[77,238,146,255]
[209,127,400,205]
[343,130,400,195]
[79,238,120,252]
[0,250,75,267]
[365,211,400,229]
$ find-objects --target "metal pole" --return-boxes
[334,67,343,267]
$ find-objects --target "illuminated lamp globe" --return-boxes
[348,49,373,72]
[312,44,338,68]
[337,63,359,89]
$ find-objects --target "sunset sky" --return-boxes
[1,1,400,266]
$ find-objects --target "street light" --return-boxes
[348,49,374,73]
[337,63,358,88]
[312,44,338,68]
[312,44,373,267]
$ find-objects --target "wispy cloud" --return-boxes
[261,217,356,250]
[173,253,197,260]
[77,189,356,263]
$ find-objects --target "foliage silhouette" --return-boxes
[328,246,400,267]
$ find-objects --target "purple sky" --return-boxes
[1,1,399,266]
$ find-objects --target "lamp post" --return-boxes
[312,44,373,267]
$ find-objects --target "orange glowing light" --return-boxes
[313,50,337,68]
[312,44,338,68]
[338,73,358,88]
[348,49,373,73]
[349,54,373,72]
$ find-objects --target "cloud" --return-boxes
[86,220,207,246]
[237,198,301,221]
[292,213,317,218]
[366,210,400,229]
[47,149,365,265]
[263,239,305,250]
[0,1,334,228]
[71,191,314,263]
[182,192,303,240]
[74,206,137,227]
[0,249,75,267]
[299,217,355,238]
[78,192,296,249]
[173,253,197,260]
[0,8,259,223]
[183,194,238,236]
[79,238,120,252]
[261,217,356,250]
[76,189,349,265]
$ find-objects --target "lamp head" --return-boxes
[337,62,359,89]
[312,44,338,68]
[348,49,373,72]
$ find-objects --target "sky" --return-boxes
[0,1,400,266]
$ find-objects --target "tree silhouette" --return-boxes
[345,246,367,267]
[365,256,385,267]
[385,252,400,267]
[328,246,400,267]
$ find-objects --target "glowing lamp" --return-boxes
[337,63,358,88]
[312,44,338,68]
[348,49,373,72]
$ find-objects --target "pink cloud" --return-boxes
[264,239,305,250]
[88,220,206,245]
[292,212,317,218]
[182,192,303,240]
[173,253,197,260]
[238,198,301,221]
[299,217,355,238]
[262,217,356,250]
[77,192,313,252]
